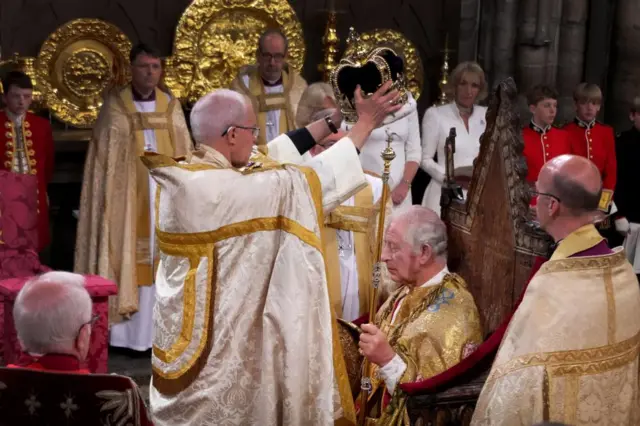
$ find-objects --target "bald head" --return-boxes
[190,89,251,146]
[14,272,92,355]
[539,155,602,214]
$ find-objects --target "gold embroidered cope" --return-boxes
[472,225,640,426]
[362,274,483,425]
[74,85,192,321]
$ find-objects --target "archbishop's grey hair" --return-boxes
[190,89,250,146]
[395,206,448,260]
[13,272,92,355]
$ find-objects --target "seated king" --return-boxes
[358,206,483,423]
[230,28,307,146]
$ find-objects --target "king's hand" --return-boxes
[359,323,396,367]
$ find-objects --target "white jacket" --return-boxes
[420,102,487,216]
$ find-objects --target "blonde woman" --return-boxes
[421,61,488,216]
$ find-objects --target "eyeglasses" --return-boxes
[529,188,561,203]
[76,314,100,339]
[259,53,285,62]
[222,125,260,139]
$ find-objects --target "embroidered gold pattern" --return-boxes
[540,250,626,275]
[489,330,640,381]
[563,375,579,424]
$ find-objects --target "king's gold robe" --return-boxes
[148,135,367,425]
[472,225,640,426]
[363,273,483,425]
[230,64,307,145]
[74,86,192,320]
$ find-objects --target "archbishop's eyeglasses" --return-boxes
[221,125,260,139]
[528,188,561,203]
[259,52,286,62]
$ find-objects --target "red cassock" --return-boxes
[523,123,572,183]
[0,110,54,250]
[563,118,616,191]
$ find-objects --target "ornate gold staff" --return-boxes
[358,130,397,425]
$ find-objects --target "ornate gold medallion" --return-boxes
[167,0,305,104]
[37,18,132,128]
[343,28,424,101]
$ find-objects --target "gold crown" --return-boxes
[330,28,409,123]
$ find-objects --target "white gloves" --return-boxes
[615,217,631,235]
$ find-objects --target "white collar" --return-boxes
[6,110,24,124]
[420,266,449,288]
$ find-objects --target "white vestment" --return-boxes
[149,134,365,425]
[339,174,383,321]
[109,95,168,351]
[242,74,282,143]
[345,95,421,210]
[421,102,487,216]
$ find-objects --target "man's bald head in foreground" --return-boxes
[536,154,603,240]
[538,154,602,214]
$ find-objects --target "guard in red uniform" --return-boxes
[563,83,616,210]
[1,71,54,251]
[522,85,571,204]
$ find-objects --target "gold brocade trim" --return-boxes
[539,249,626,275]
[599,189,613,212]
[240,162,286,175]
[549,224,605,260]
[489,330,640,381]
[604,266,616,345]
[562,374,579,425]
[156,216,321,252]
[153,254,200,363]
[293,164,356,424]
[542,368,550,422]
[152,248,216,395]
[243,66,296,146]
[130,111,170,131]
[141,152,218,172]
[293,165,324,232]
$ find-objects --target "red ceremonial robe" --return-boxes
[0,110,54,250]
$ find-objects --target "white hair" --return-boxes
[13,272,92,355]
[394,206,448,260]
[190,89,250,145]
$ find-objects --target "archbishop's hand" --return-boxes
[354,81,403,129]
[359,323,396,367]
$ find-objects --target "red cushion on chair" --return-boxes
[398,256,548,394]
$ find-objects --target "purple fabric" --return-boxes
[571,240,613,257]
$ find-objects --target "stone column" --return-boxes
[609,0,640,130]
[556,0,588,123]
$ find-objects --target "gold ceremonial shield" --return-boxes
[166,0,305,104]
[36,19,132,128]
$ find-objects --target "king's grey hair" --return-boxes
[190,89,250,146]
[13,272,92,355]
[395,206,448,260]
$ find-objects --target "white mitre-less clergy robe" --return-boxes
[147,134,365,425]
